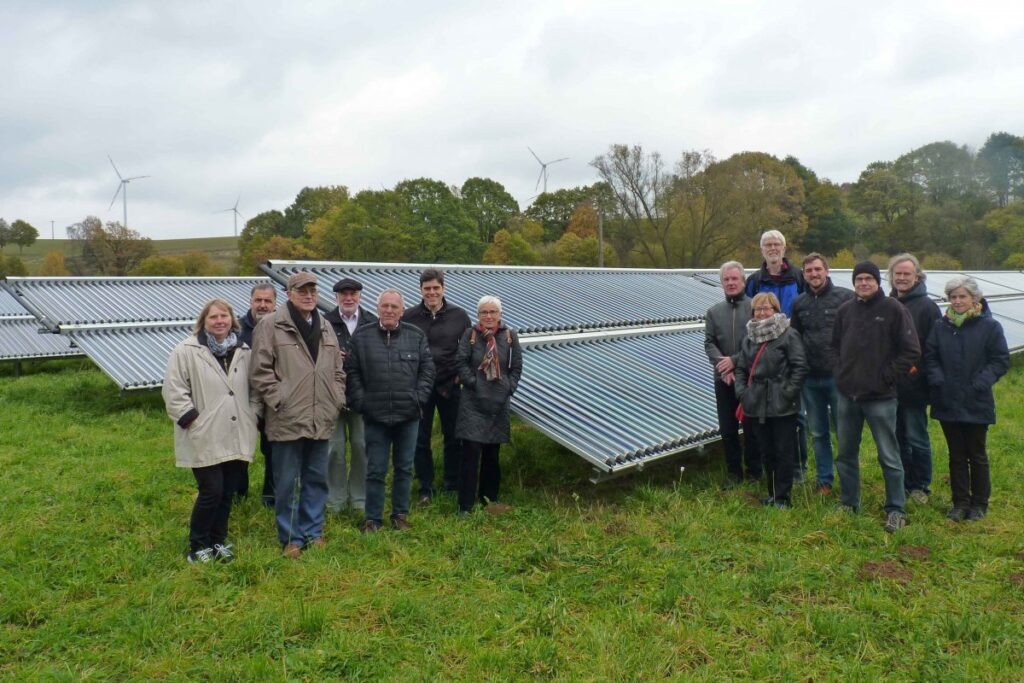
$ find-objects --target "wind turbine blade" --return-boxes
[108,155,123,180]
[124,175,150,181]
[528,147,543,165]
[550,157,569,164]
[233,195,241,210]
[109,183,124,209]
[535,168,545,191]
[215,208,234,213]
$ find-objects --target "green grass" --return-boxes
[6,236,239,274]
[2,359,1024,680]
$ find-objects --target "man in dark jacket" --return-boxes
[347,289,435,532]
[832,261,920,533]
[323,277,379,514]
[402,268,472,503]
[791,253,853,494]
[888,254,941,505]
[704,260,761,485]
[237,282,277,504]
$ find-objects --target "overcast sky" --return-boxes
[2,0,1022,240]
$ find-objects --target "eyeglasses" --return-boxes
[753,306,775,313]
[292,286,317,294]
[479,309,500,315]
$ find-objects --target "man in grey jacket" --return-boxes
[250,271,347,558]
[704,260,761,485]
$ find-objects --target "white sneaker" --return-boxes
[212,543,236,563]
[187,547,215,564]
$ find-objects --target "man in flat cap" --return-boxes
[250,271,347,558]
[832,261,920,533]
[323,277,378,513]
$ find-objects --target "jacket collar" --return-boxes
[807,278,834,297]
[856,288,886,304]
[891,279,929,302]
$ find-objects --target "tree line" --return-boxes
[28,130,1024,277]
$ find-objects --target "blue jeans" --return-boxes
[365,419,419,524]
[836,395,905,514]
[896,402,932,494]
[272,439,330,548]
[803,376,839,486]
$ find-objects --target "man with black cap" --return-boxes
[323,277,378,513]
[250,271,347,558]
[832,261,920,532]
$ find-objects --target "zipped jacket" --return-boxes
[346,321,435,425]
[734,316,808,422]
[401,298,472,390]
[891,280,941,406]
[791,279,854,377]
[744,258,805,317]
[704,294,752,381]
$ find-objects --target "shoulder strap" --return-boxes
[747,342,769,386]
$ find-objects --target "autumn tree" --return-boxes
[482,229,540,265]
[39,251,70,276]
[460,177,519,244]
[131,255,188,276]
[66,216,155,275]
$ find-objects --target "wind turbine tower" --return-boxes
[217,196,244,237]
[528,147,569,195]
[107,156,150,231]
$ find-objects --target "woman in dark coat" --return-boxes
[925,276,1009,522]
[734,292,808,508]
[454,295,523,514]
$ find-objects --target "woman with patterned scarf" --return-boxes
[163,298,260,563]
[734,292,808,508]
[453,295,523,515]
[925,276,1009,522]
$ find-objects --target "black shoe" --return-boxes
[760,496,776,507]
[773,499,791,509]
[391,515,411,531]
[261,496,274,508]
[361,520,382,534]
[966,507,987,522]
[947,507,968,522]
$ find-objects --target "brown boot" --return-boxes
[282,543,302,559]
[391,515,411,531]
[361,519,381,534]
[486,502,514,515]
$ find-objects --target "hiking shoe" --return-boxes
[361,519,382,534]
[966,507,987,522]
[884,511,907,533]
[281,543,302,559]
[947,507,968,522]
[391,515,411,531]
[187,547,215,564]
[908,490,929,505]
[308,537,326,548]
[817,483,833,496]
[212,543,236,563]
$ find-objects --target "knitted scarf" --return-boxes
[946,302,983,328]
[745,312,790,343]
[476,324,502,381]
[205,331,238,358]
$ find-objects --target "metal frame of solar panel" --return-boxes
[1,277,282,390]
[0,288,82,363]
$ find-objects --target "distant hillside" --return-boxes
[6,236,240,275]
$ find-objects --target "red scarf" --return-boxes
[476,323,502,381]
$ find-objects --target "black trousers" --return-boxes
[190,459,247,552]
[414,385,462,495]
[459,441,501,512]
[235,428,274,501]
[751,415,797,503]
[940,421,990,510]
[714,379,762,480]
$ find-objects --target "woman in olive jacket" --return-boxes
[163,299,260,564]
[454,295,523,514]
[734,292,808,508]
[925,276,1009,522]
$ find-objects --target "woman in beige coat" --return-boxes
[163,299,260,564]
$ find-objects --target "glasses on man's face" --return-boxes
[753,306,775,313]
[293,286,317,295]
[479,309,500,316]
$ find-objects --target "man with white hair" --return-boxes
[704,260,761,486]
[744,230,805,318]
[346,289,435,533]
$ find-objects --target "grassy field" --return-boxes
[1,359,1023,681]
[5,236,239,274]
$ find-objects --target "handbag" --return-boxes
[735,342,768,422]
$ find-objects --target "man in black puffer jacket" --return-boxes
[888,254,941,505]
[791,253,853,494]
[832,261,920,533]
[347,289,435,533]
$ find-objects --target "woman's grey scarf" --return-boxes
[746,313,789,344]
[205,331,238,357]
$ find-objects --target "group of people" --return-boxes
[162,268,523,563]
[706,230,1010,532]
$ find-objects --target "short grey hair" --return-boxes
[944,275,983,303]
[719,261,745,280]
[887,253,926,284]
[760,230,786,248]
[250,282,275,297]
[377,288,404,306]
[477,295,502,314]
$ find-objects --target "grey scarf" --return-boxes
[205,331,238,358]
[746,313,789,344]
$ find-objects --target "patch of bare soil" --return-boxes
[1009,573,1024,587]
[898,545,932,560]
[859,561,913,584]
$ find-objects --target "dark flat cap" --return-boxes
[333,277,363,292]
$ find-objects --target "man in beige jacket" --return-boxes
[250,272,346,558]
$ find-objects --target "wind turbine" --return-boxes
[528,147,568,195]
[216,196,244,237]
[107,156,150,230]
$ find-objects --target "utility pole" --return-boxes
[598,210,604,268]
[51,220,55,240]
